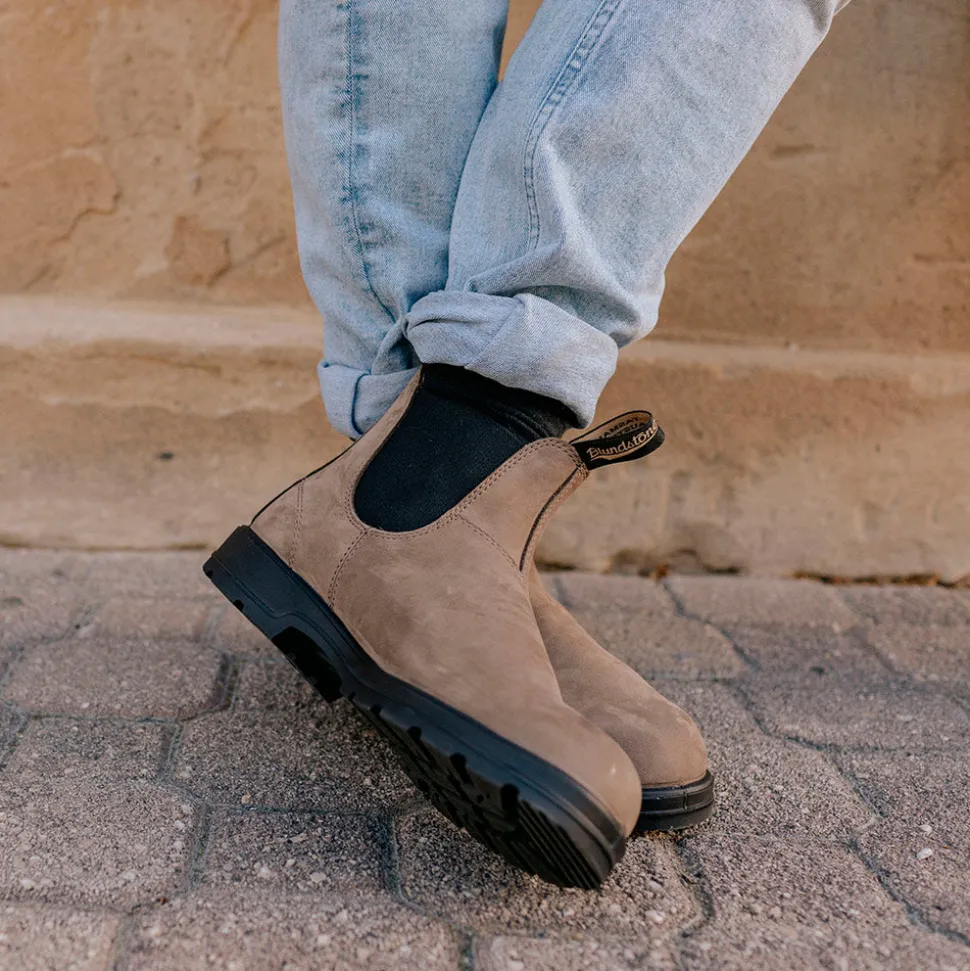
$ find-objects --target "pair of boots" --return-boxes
[204,370,713,888]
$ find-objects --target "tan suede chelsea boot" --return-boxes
[530,571,715,833]
[203,373,663,888]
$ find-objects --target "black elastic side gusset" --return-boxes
[353,364,578,532]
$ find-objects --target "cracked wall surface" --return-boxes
[0,0,304,305]
[1,0,968,354]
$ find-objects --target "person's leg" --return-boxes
[405,0,850,426]
[272,2,658,887]
[380,0,850,833]
[237,0,859,882]
[278,0,508,438]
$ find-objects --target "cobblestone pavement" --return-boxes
[2,550,970,970]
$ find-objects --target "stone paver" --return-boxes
[740,673,970,750]
[724,626,886,676]
[555,573,676,616]
[0,594,80,651]
[0,647,16,687]
[0,703,24,762]
[667,576,857,629]
[231,657,328,712]
[661,682,872,837]
[0,718,198,909]
[0,901,119,971]
[122,892,459,971]
[175,663,413,810]
[0,551,83,588]
[81,598,212,642]
[208,602,280,657]
[550,572,743,678]
[842,585,970,627]
[552,572,741,679]
[397,810,695,935]
[4,634,227,718]
[203,810,387,895]
[0,554,80,649]
[839,750,970,940]
[72,552,219,602]
[865,624,970,689]
[680,836,970,970]
[4,718,170,783]
[476,935,677,970]
[4,549,970,970]
[0,778,198,909]
[174,707,413,811]
[570,610,739,680]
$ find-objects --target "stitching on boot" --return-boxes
[328,527,366,608]
[452,439,583,519]
[520,466,588,571]
[287,480,305,569]
[455,514,521,574]
[343,438,583,538]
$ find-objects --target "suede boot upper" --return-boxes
[530,569,709,789]
[250,374,643,835]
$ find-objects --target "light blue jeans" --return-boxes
[280,0,849,438]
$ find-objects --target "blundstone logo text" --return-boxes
[585,427,655,463]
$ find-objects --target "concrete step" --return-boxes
[2,296,969,581]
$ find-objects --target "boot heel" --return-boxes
[203,527,344,703]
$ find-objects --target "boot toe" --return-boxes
[634,702,709,789]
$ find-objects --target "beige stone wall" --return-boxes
[2,0,302,305]
[5,298,969,580]
[663,2,970,356]
[3,0,968,354]
[2,0,968,573]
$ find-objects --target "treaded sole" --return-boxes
[636,771,715,833]
[203,526,627,889]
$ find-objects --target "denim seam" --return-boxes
[328,527,366,608]
[522,0,626,251]
[343,0,396,328]
[346,367,368,439]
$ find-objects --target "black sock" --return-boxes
[354,365,578,531]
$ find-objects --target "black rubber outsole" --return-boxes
[637,771,715,834]
[203,526,627,889]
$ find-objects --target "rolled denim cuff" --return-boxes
[318,361,418,439]
[404,291,624,427]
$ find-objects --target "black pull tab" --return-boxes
[569,411,664,470]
